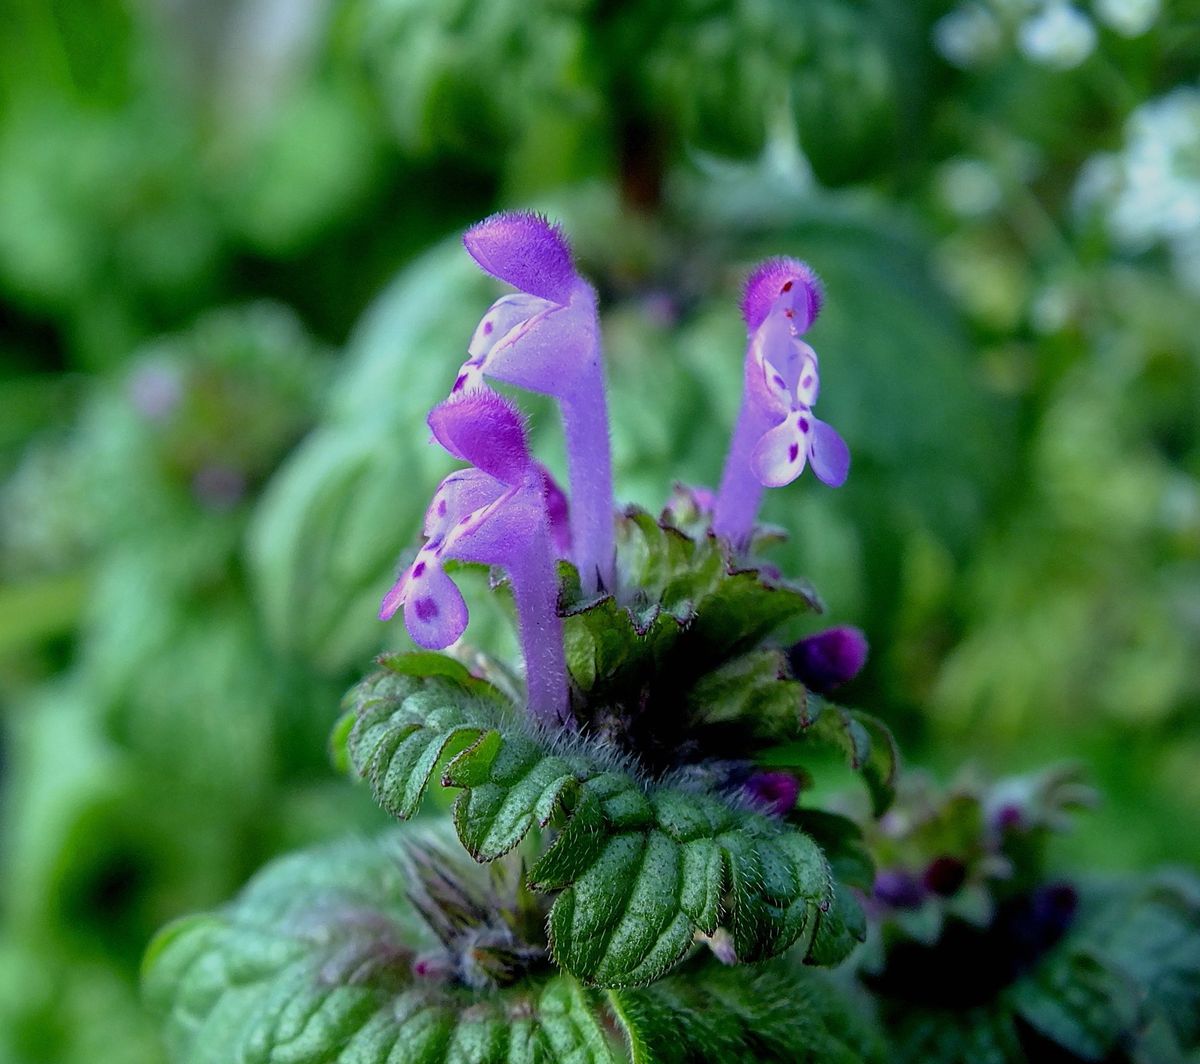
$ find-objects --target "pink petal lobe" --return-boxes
[481,297,593,397]
[463,211,576,305]
[379,569,410,621]
[809,417,850,487]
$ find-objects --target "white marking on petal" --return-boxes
[751,418,808,488]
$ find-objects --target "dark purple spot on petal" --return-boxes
[452,374,468,393]
[412,561,425,578]
[788,443,800,462]
[798,417,810,433]
[773,374,786,388]
[483,320,494,335]
[414,597,439,622]
[781,280,794,292]
[437,499,447,516]
[802,374,813,388]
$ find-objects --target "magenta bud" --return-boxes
[787,625,868,693]
[744,771,801,816]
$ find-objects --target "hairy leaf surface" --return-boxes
[340,654,862,987]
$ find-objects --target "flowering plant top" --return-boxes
[147,214,1200,1064]
[382,214,851,728]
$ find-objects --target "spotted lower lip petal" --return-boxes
[714,258,849,546]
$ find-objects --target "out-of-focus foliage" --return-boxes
[1,0,1198,1060]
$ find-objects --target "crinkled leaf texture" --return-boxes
[610,957,883,1064]
[883,873,1200,1063]
[337,654,862,988]
[143,833,620,1064]
[144,831,878,1064]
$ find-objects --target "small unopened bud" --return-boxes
[787,625,868,693]
[744,771,801,816]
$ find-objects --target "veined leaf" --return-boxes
[143,834,621,1064]
[341,654,861,988]
[609,957,884,1064]
[789,700,899,816]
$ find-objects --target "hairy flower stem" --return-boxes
[713,376,772,548]
[562,362,615,594]
[509,543,571,728]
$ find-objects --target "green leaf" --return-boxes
[1016,875,1200,1058]
[609,957,884,1064]
[788,809,875,892]
[776,701,899,816]
[144,833,622,1064]
[342,655,861,988]
[685,650,807,741]
[339,654,506,822]
[561,507,819,705]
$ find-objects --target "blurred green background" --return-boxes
[0,0,1197,1059]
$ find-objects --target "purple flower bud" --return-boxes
[743,770,801,816]
[873,869,926,910]
[923,856,968,898]
[713,258,849,547]
[787,626,868,693]
[459,212,614,594]
[380,390,570,727]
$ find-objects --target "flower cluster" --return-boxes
[380,213,851,725]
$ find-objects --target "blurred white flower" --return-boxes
[934,4,1005,68]
[1093,0,1160,37]
[1169,228,1200,293]
[937,157,1004,217]
[1074,87,1200,291]
[1030,284,1074,334]
[1018,4,1097,69]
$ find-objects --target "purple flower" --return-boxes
[787,625,868,693]
[457,212,615,595]
[744,770,802,816]
[713,258,850,546]
[380,390,570,727]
